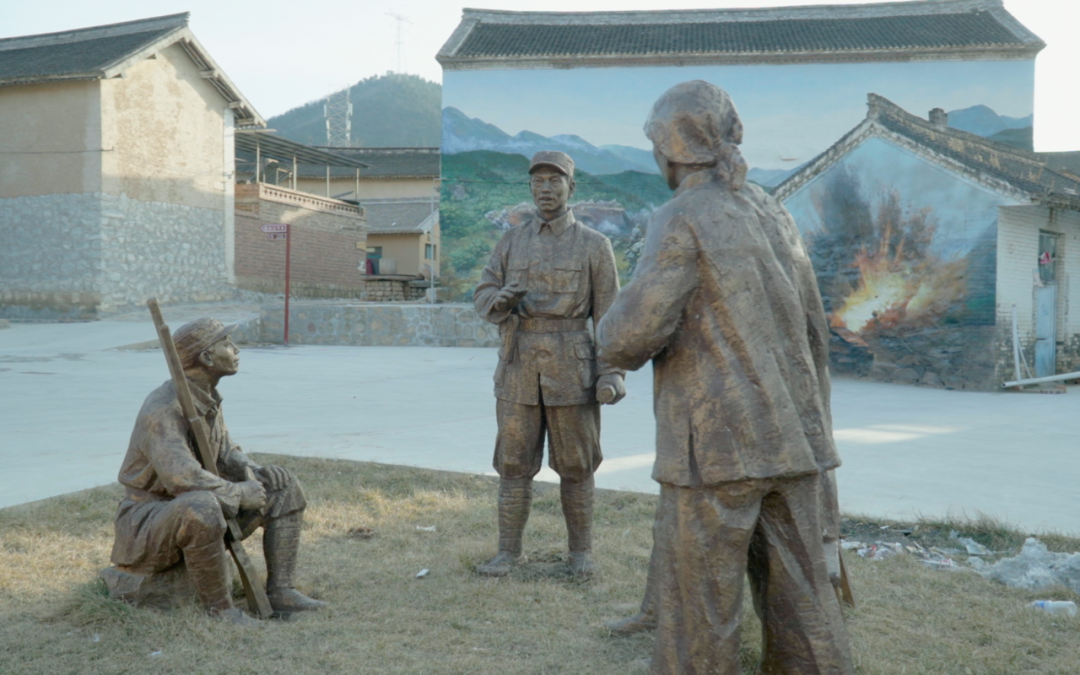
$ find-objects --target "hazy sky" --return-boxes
[444,60,1035,168]
[3,0,1078,150]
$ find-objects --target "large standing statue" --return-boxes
[474,151,626,577]
[596,81,854,674]
[107,319,326,624]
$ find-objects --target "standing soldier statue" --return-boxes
[597,81,853,674]
[474,151,626,577]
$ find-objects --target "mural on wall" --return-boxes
[440,59,1034,302]
[784,138,1017,388]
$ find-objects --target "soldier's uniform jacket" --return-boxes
[597,172,841,486]
[111,379,259,566]
[475,210,624,406]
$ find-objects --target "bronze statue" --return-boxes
[104,317,326,624]
[596,81,854,674]
[474,150,626,577]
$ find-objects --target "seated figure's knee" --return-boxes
[174,491,226,541]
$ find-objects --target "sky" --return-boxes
[443,60,1035,168]
[3,0,1078,151]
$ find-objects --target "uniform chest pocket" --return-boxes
[551,263,582,293]
[506,263,530,287]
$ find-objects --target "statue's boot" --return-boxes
[264,512,327,614]
[604,611,657,636]
[562,476,595,577]
[186,538,260,626]
[477,478,532,576]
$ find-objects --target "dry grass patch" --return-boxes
[1,455,1078,674]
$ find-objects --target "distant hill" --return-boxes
[947,104,1033,149]
[268,73,440,147]
[442,107,658,175]
[987,126,1034,151]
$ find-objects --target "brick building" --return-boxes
[234,183,367,298]
[233,132,370,298]
[777,95,1080,389]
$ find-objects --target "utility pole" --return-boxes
[324,86,352,147]
[386,12,411,73]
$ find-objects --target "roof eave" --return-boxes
[95,27,264,126]
[441,44,1040,70]
[0,72,105,87]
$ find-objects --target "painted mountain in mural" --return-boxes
[946,104,1033,149]
[442,107,658,175]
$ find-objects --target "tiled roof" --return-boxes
[0,13,264,126]
[298,147,440,179]
[438,1,1042,67]
[364,199,438,235]
[0,14,187,85]
[775,95,1080,209]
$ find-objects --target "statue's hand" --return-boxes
[493,283,528,312]
[238,479,267,510]
[256,465,291,491]
[596,373,626,405]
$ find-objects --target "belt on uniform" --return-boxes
[518,318,588,333]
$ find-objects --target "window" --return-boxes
[425,244,436,260]
[1038,232,1057,284]
[367,246,382,259]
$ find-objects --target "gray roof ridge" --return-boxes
[458,1,1011,27]
[777,92,1080,205]
[0,13,189,52]
[867,93,1043,165]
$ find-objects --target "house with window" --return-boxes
[776,94,1080,390]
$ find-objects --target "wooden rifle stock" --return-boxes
[147,299,273,619]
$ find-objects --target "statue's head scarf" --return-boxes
[644,80,748,190]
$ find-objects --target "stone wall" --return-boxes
[364,278,427,302]
[97,193,231,313]
[0,192,231,318]
[259,302,499,347]
[0,193,103,319]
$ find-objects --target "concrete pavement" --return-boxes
[2,312,1078,536]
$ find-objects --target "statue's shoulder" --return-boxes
[138,380,179,419]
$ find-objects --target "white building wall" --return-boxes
[996,205,1080,377]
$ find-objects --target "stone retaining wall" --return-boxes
[364,278,427,302]
[259,302,499,347]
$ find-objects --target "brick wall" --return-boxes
[234,184,367,297]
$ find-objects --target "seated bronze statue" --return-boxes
[103,318,325,624]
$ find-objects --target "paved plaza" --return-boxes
[1,307,1078,536]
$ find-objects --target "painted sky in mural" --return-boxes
[442,59,1035,177]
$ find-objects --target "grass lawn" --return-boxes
[1,455,1079,674]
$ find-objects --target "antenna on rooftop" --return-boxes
[324,86,353,147]
[386,12,411,73]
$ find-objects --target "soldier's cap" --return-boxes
[529,151,574,178]
[173,318,236,368]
